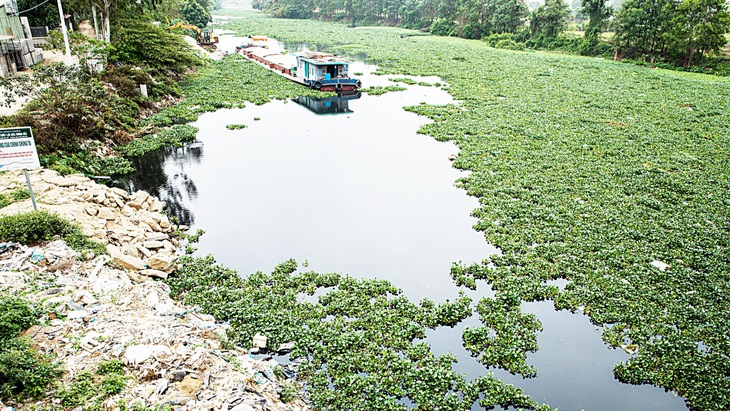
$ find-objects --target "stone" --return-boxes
[141,269,168,279]
[109,187,129,199]
[97,207,116,221]
[121,205,134,217]
[142,217,163,232]
[112,252,147,271]
[230,405,255,411]
[84,206,99,216]
[147,254,175,271]
[42,174,77,187]
[136,244,152,258]
[143,241,164,249]
[159,218,171,230]
[127,192,150,209]
[145,233,169,242]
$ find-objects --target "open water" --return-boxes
[117,48,688,411]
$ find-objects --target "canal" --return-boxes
[118,53,687,411]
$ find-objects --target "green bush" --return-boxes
[43,151,135,177]
[110,22,201,77]
[0,295,60,400]
[494,39,525,51]
[0,210,106,255]
[56,359,128,406]
[120,124,199,157]
[0,295,37,341]
[0,189,30,209]
[430,19,457,37]
[0,337,61,400]
[483,32,516,47]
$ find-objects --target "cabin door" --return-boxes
[304,62,309,79]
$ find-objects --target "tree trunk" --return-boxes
[104,0,111,42]
[92,5,99,40]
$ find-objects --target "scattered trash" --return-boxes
[650,260,670,271]
[253,334,267,349]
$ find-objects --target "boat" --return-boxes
[236,38,361,93]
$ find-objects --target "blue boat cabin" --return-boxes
[292,51,361,92]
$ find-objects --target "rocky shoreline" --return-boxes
[0,169,309,411]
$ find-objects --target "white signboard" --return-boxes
[0,127,41,170]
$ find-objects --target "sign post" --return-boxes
[0,127,42,210]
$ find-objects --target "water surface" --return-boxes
[118,65,687,411]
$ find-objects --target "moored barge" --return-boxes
[236,40,361,93]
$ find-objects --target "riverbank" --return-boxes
[0,169,308,411]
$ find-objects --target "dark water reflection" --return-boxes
[115,144,203,226]
[117,68,687,410]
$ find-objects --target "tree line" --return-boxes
[18,0,220,41]
[253,0,730,67]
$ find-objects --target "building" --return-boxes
[1,0,44,77]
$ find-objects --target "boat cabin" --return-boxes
[292,51,361,92]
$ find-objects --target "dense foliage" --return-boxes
[251,0,728,67]
[215,12,730,410]
[613,0,730,66]
[168,256,553,410]
[0,22,201,176]
[110,22,201,77]
[0,295,61,400]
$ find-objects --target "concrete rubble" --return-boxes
[0,169,309,411]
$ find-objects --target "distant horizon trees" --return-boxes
[252,0,729,66]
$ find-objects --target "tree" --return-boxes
[17,0,59,27]
[612,0,670,57]
[530,0,571,38]
[664,0,730,66]
[181,0,211,27]
[580,0,612,46]
[484,0,529,34]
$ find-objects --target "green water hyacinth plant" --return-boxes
[167,256,554,410]
[162,9,730,409]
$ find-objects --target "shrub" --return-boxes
[110,22,201,77]
[0,295,37,341]
[430,19,457,37]
[0,337,61,400]
[0,210,106,255]
[483,33,516,47]
[120,124,199,157]
[495,39,525,51]
[0,295,61,400]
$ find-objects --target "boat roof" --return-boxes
[246,47,281,59]
[292,51,351,66]
[267,54,297,67]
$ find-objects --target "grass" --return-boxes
[170,9,729,411]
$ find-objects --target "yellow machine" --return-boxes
[166,22,219,47]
